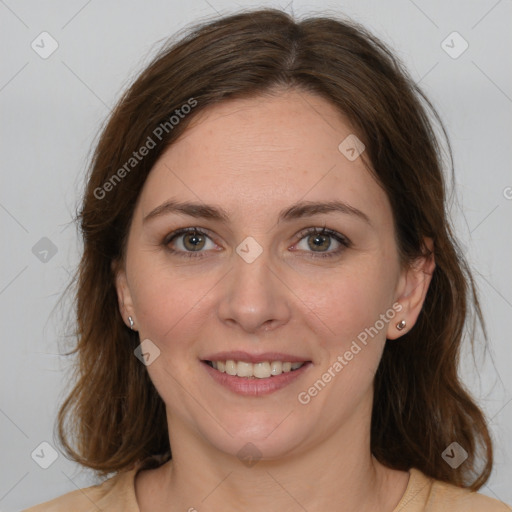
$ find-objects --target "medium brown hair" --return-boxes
[57,8,493,489]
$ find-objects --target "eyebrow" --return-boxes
[143,199,371,226]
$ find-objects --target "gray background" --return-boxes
[1,0,511,510]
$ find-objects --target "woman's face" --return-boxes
[116,89,425,460]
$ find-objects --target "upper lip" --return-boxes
[202,351,311,364]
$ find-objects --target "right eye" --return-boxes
[163,227,218,258]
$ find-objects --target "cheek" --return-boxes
[297,272,393,416]
[127,252,213,348]
[129,268,212,405]
[298,260,398,408]
[307,262,396,346]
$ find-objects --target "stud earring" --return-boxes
[128,316,134,330]
[396,320,406,331]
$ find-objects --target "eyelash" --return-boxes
[163,225,351,260]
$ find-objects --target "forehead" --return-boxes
[137,90,392,229]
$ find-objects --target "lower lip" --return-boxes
[202,361,312,396]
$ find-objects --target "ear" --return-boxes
[386,237,435,340]
[112,259,137,330]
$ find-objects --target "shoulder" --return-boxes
[428,478,511,512]
[396,468,511,512]
[21,468,139,512]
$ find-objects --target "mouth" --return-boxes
[202,359,308,378]
[200,357,313,396]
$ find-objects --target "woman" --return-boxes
[24,8,511,512]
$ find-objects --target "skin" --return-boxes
[115,89,435,512]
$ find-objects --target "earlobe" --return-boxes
[387,238,435,340]
[112,260,137,331]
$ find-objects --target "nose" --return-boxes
[216,246,292,335]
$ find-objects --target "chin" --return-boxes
[196,411,313,461]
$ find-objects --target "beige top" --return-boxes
[23,462,511,512]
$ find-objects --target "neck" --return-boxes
[139,397,407,512]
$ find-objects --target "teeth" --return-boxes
[237,361,253,377]
[253,362,271,378]
[209,359,306,378]
[270,361,282,375]
[225,360,237,376]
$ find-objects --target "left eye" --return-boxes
[163,226,350,259]
[293,227,350,259]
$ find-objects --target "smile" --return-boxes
[205,359,305,378]
[201,359,312,396]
